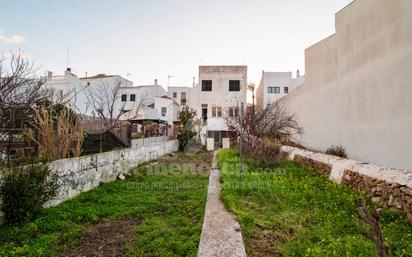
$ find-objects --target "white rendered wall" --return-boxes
[196,66,247,132]
[256,71,304,109]
[154,97,180,125]
[280,0,412,170]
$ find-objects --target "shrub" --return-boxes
[242,136,280,164]
[325,145,348,158]
[0,162,59,224]
[177,106,198,152]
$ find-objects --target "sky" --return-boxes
[0,0,352,89]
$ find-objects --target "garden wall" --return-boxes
[280,145,412,218]
[0,140,178,222]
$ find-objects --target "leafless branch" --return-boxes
[0,50,47,107]
[85,77,145,132]
[358,199,388,257]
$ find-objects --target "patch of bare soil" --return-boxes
[64,218,140,257]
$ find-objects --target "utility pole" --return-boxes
[239,102,244,184]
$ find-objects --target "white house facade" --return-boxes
[154,96,180,125]
[193,65,247,146]
[45,70,167,120]
[167,86,191,107]
[256,71,304,109]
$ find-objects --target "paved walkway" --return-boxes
[197,151,247,257]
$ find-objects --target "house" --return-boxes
[44,69,132,117]
[117,79,167,112]
[154,96,180,125]
[45,70,167,118]
[167,86,194,107]
[193,65,247,146]
[44,68,83,105]
[79,73,132,116]
[256,70,304,110]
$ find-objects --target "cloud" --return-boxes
[0,29,26,45]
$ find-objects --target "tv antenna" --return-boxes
[66,48,70,68]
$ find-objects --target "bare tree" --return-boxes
[0,50,47,106]
[227,101,302,141]
[225,101,303,162]
[0,51,49,163]
[358,199,387,257]
[85,77,145,132]
[247,82,256,135]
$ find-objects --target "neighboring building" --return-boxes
[44,68,83,105]
[279,0,412,170]
[79,74,132,116]
[168,86,190,107]
[154,96,180,125]
[256,70,304,109]
[193,65,247,146]
[45,70,167,118]
[117,79,167,111]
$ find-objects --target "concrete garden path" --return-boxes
[197,151,247,257]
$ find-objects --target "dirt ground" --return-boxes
[64,219,140,257]
[63,144,212,256]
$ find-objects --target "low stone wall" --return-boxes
[0,140,178,222]
[280,145,412,218]
[48,140,178,206]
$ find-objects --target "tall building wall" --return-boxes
[280,0,412,170]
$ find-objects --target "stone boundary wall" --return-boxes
[0,140,178,222]
[280,145,412,218]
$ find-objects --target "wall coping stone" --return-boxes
[280,145,412,186]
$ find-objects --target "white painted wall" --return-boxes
[45,73,167,120]
[280,0,412,170]
[154,96,180,125]
[256,71,304,109]
[118,84,167,110]
[195,66,247,134]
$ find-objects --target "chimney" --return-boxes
[154,79,158,85]
[65,67,72,77]
[47,71,53,81]
[297,70,300,77]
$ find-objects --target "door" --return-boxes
[201,104,208,124]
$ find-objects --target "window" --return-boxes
[86,82,91,86]
[181,92,187,105]
[173,92,177,98]
[130,94,136,101]
[161,107,167,116]
[267,87,280,94]
[229,80,240,91]
[284,87,289,94]
[212,106,222,117]
[121,94,127,102]
[228,107,239,117]
[202,80,212,91]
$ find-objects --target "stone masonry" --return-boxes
[0,140,178,222]
[280,145,412,218]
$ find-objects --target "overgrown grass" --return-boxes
[217,148,412,257]
[0,156,209,256]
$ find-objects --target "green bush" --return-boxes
[325,145,348,158]
[177,106,197,152]
[0,163,59,224]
